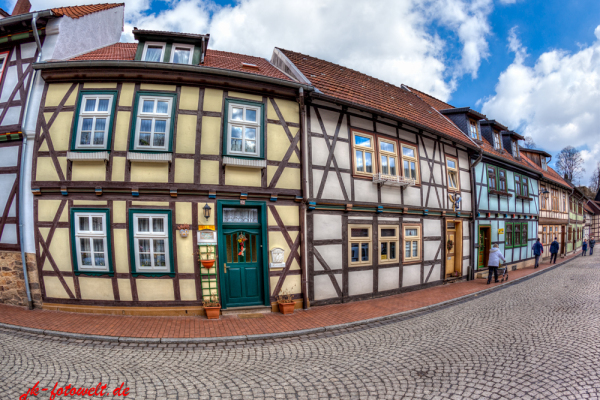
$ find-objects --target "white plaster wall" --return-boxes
[376,122,396,136]
[314,273,342,301]
[313,214,342,240]
[402,264,421,286]
[0,224,17,244]
[403,185,421,206]
[0,146,18,167]
[398,129,417,143]
[0,173,16,217]
[313,244,343,271]
[310,107,322,134]
[425,264,441,283]
[334,142,350,169]
[350,115,372,131]
[423,218,441,236]
[424,241,440,261]
[354,179,378,203]
[379,267,399,291]
[320,109,345,138]
[348,270,373,295]
[0,64,19,102]
[381,186,401,204]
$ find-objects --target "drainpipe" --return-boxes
[18,12,42,310]
[298,87,309,309]
[468,148,484,281]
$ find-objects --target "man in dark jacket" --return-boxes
[532,238,543,268]
[550,237,559,264]
[590,237,596,255]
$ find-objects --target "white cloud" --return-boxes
[482,25,600,185]
[24,0,494,101]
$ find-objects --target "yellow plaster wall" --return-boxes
[198,202,215,226]
[79,277,114,301]
[36,157,60,181]
[72,200,107,205]
[131,201,169,206]
[118,279,133,301]
[46,83,75,107]
[71,161,106,181]
[175,114,197,154]
[136,279,175,301]
[177,236,195,273]
[38,200,68,222]
[119,83,135,106]
[269,274,301,296]
[111,157,126,181]
[113,112,131,151]
[130,162,168,182]
[228,91,262,102]
[83,82,118,89]
[268,231,300,270]
[140,83,176,92]
[47,111,73,151]
[176,202,192,224]
[179,279,197,301]
[43,276,75,299]
[113,230,129,273]
[200,160,219,184]
[58,157,67,179]
[174,159,194,183]
[266,124,300,163]
[225,166,261,187]
[43,228,72,272]
[267,166,300,190]
[203,89,223,112]
[267,98,300,124]
[267,205,300,226]
[179,86,199,110]
[113,201,126,223]
[201,117,221,155]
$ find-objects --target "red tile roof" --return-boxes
[404,85,454,111]
[69,44,293,82]
[278,49,476,148]
[520,152,572,188]
[70,42,136,61]
[478,137,538,173]
[51,3,123,19]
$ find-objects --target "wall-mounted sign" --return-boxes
[269,247,285,269]
[197,225,217,244]
[498,228,505,234]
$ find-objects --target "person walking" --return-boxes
[487,244,506,284]
[550,237,559,264]
[532,238,543,268]
[590,237,596,255]
[582,239,588,256]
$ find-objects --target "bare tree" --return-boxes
[590,162,600,195]
[555,146,585,183]
[523,136,536,149]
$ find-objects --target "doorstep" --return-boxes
[221,305,272,316]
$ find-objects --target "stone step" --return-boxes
[221,306,272,316]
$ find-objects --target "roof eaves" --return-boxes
[501,130,525,140]
[439,107,486,120]
[0,10,54,27]
[480,119,508,131]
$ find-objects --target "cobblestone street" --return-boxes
[2,256,600,399]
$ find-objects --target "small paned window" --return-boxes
[512,141,519,157]
[541,157,547,171]
[142,42,166,62]
[349,225,371,266]
[521,223,528,247]
[353,133,375,176]
[403,225,421,262]
[514,223,521,246]
[505,223,513,248]
[446,156,460,192]
[130,211,172,274]
[379,226,399,264]
[401,144,420,183]
[515,175,522,196]
[487,165,497,190]
[73,93,116,150]
[226,101,262,157]
[542,226,547,244]
[521,177,529,197]
[378,138,398,177]
[170,43,194,64]
[71,210,111,274]
[498,169,507,192]
[468,120,479,140]
[493,131,501,149]
[132,94,175,151]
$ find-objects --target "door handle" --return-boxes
[224,263,228,274]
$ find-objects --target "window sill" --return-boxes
[131,272,175,278]
[74,271,114,277]
[372,173,416,188]
[489,189,512,197]
[516,195,533,201]
[127,152,172,163]
[223,156,266,169]
[67,151,110,162]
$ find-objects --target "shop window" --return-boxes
[349,225,371,266]
[379,226,399,264]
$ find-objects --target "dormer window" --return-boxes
[468,120,479,140]
[541,157,547,171]
[493,131,501,150]
[511,141,519,157]
[142,42,166,62]
[170,44,194,64]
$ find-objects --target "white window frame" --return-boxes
[348,224,372,267]
[401,143,420,183]
[142,42,166,62]
[541,157,547,171]
[226,102,261,158]
[169,43,195,65]
[74,212,109,272]
[403,225,422,262]
[446,155,460,192]
[132,213,170,273]
[379,225,399,264]
[352,132,375,177]
[512,140,519,157]
[378,137,398,177]
[133,95,173,151]
[493,131,501,149]
[74,94,114,150]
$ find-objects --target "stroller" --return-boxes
[498,263,509,282]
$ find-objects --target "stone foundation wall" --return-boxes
[0,251,41,308]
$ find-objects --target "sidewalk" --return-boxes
[0,253,579,340]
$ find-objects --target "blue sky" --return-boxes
[3,0,600,185]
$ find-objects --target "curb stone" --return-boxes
[0,255,579,344]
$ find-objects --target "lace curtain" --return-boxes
[223,208,258,223]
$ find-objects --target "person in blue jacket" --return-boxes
[532,238,544,268]
[582,239,588,256]
[549,237,559,264]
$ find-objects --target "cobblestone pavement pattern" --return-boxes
[2,257,600,399]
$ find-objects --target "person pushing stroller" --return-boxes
[487,243,506,284]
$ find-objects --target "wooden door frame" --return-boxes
[445,219,463,278]
[478,225,491,269]
[216,200,270,309]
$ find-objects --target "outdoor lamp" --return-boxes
[203,203,212,220]
[541,189,550,199]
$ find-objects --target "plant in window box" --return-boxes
[277,286,296,315]
[199,244,216,268]
[203,295,221,319]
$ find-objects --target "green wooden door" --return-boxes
[220,228,263,308]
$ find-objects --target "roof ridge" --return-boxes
[403,85,455,110]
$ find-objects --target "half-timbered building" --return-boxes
[520,149,571,260]
[0,0,124,308]
[272,49,477,306]
[29,30,310,315]
[569,187,586,253]
[585,193,600,241]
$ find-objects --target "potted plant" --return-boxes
[203,295,221,319]
[200,259,215,269]
[277,286,296,315]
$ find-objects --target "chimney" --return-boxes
[12,0,31,16]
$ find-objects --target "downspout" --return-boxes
[298,87,309,309]
[19,12,42,310]
[468,148,484,281]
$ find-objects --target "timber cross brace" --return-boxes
[314,107,349,201]
[267,98,301,189]
[268,205,301,297]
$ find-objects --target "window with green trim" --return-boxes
[70,209,113,275]
[515,175,522,196]
[521,177,529,197]
[498,169,507,192]
[487,165,497,190]
[72,91,117,151]
[130,92,177,152]
[129,210,174,276]
[223,99,264,158]
[514,223,521,246]
[505,223,513,248]
[521,222,528,247]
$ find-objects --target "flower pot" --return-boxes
[201,259,215,268]
[204,305,221,319]
[278,302,295,315]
